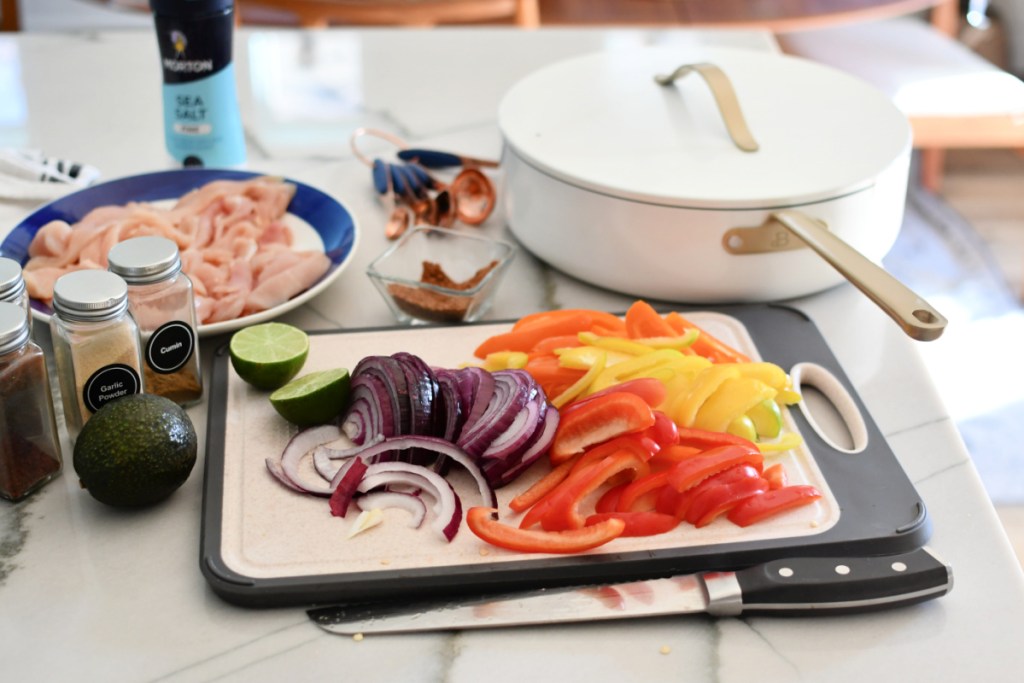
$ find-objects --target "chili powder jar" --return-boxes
[0,302,63,502]
[0,256,30,333]
[107,236,202,406]
[50,269,145,442]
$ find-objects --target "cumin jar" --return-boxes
[50,270,145,443]
[107,236,202,406]
[0,302,63,501]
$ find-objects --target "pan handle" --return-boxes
[772,210,947,341]
[654,63,760,153]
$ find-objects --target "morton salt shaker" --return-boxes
[107,236,202,406]
[50,269,145,443]
[0,256,31,332]
[0,302,63,502]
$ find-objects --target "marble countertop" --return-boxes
[1,26,1022,682]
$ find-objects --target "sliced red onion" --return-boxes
[486,407,560,487]
[313,435,383,481]
[346,435,496,508]
[358,462,463,541]
[328,456,369,517]
[355,491,428,529]
[276,423,345,496]
[458,370,534,458]
[265,457,307,493]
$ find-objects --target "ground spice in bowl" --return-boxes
[387,259,499,323]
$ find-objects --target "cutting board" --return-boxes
[200,305,930,607]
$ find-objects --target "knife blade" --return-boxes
[309,547,952,635]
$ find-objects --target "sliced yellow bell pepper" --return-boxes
[551,350,607,409]
[672,365,742,428]
[587,349,687,394]
[756,431,803,453]
[556,345,632,370]
[693,376,777,433]
[483,351,529,372]
[733,362,791,391]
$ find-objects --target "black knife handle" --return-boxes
[711,547,953,616]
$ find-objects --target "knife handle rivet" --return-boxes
[778,567,794,578]
[835,564,851,575]
[891,561,908,572]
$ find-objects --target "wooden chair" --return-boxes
[1,0,20,32]
[238,0,539,28]
[778,3,1024,193]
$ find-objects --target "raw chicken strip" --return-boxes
[22,176,328,325]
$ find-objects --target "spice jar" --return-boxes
[0,302,63,502]
[0,256,30,333]
[50,270,145,443]
[107,236,202,406]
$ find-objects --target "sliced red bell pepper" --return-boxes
[676,426,759,452]
[528,334,584,357]
[595,482,628,514]
[549,391,656,464]
[727,485,823,527]
[534,451,649,531]
[667,444,763,493]
[615,469,672,512]
[467,507,625,554]
[569,433,660,474]
[508,454,580,513]
[684,476,769,528]
[656,464,760,519]
[763,463,788,490]
[643,410,679,449]
[585,511,681,537]
[649,444,703,472]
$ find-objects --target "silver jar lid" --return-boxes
[0,256,26,302]
[107,236,182,285]
[52,270,129,322]
[0,301,30,355]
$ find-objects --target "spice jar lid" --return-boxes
[52,270,129,321]
[107,236,182,285]
[0,257,26,302]
[0,301,30,355]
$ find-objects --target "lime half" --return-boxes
[270,368,351,427]
[229,323,310,390]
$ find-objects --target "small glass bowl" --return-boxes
[367,226,516,325]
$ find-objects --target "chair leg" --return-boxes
[516,0,540,27]
[920,148,946,194]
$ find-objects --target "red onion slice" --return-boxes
[358,462,463,541]
[355,491,428,529]
[274,423,345,496]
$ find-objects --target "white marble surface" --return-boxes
[1,27,1022,682]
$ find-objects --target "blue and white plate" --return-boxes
[0,169,358,337]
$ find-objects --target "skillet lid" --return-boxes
[498,46,911,210]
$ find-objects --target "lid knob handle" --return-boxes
[654,63,760,153]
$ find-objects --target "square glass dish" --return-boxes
[367,226,515,324]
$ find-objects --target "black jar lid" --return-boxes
[150,0,234,18]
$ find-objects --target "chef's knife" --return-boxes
[309,547,952,635]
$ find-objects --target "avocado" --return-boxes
[73,394,198,507]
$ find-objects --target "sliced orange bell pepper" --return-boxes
[625,300,676,339]
[665,312,751,364]
[513,309,627,335]
[475,312,594,359]
[467,507,625,554]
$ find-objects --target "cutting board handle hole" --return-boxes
[789,362,868,454]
